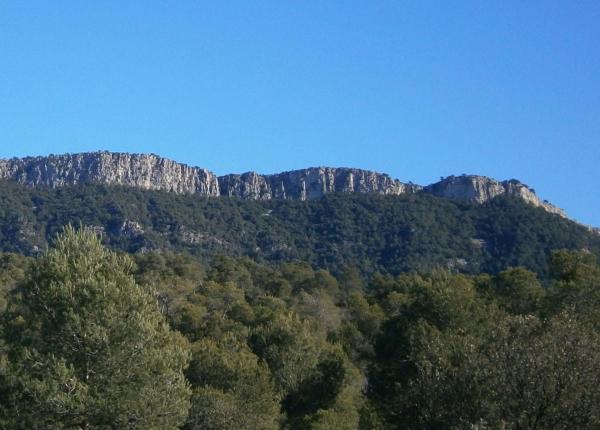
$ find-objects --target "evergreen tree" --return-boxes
[0,227,191,429]
[185,334,280,430]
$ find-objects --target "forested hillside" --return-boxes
[1,230,600,428]
[0,180,598,277]
[1,179,599,428]
[3,0,598,426]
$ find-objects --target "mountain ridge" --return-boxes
[0,151,565,217]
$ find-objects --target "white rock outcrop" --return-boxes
[0,153,567,218]
[0,152,220,196]
[424,175,566,217]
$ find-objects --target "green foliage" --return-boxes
[367,253,600,429]
[147,254,366,429]
[0,197,599,429]
[185,335,280,430]
[493,267,545,314]
[477,312,600,429]
[0,180,598,277]
[0,253,30,312]
[250,311,325,395]
[545,250,600,321]
[282,353,345,417]
[369,273,493,428]
[0,227,191,429]
[336,292,384,365]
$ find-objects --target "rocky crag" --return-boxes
[218,167,418,200]
[425,175,565,216]
[0,152,566,217]
[0,152,219,195]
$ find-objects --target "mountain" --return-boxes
[0,152,220,195]
[218,167,417,200]
[425,175,565,217]
[0,180,597,278]
[1,151,593,277]
[0,152,566,217]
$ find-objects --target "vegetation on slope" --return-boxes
[1,228,600,428]
[0,180,598,277]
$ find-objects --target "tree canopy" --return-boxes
[1,225,600,428]
[0,227,191,429]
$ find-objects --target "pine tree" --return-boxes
[0,227,191,429]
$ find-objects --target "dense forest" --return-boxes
[1,226,600,429]
[0,181,599,277]
[1,180,600,428]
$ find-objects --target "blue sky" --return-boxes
[1,1,599,225]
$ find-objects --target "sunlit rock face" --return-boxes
[0,152,220,196]
[0,152,566,218]
[217,172,273,200]
[424,175,566,217]
[0,153,416,200]
[218,167,419,200]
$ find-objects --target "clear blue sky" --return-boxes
[1,1,599,226]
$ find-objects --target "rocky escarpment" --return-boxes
[0,153,416,200]
[0,152,568,218]
[0,152,220,195]
[424,175,566,217]
[219,167,419,200]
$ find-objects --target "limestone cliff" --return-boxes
[0,152,567,218]
[424,175,566,217]
[219,167,418,200]
[0,152,220,196]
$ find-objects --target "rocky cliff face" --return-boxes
[219,167,418,200]
[0,153,415,200]
[424,175,565,217]
[0,152,567,218]
[0,152,220,196]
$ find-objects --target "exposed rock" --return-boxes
[0,153,416,200]
[178,227,204,245]
[119,220,144,238]
[470,238,488,249]
[218,167,419,200]
[85,225,106,236]
[424,175,566,217]
[588,227,600,236]
[0,152,219,196]
[446,258,468,270]
[425,175,505,204]
[218,172,273,200]
[0,152,569,219]
[177,226,228,247]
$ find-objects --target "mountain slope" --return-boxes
[0,181,595,277]
[0,152,566,218]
